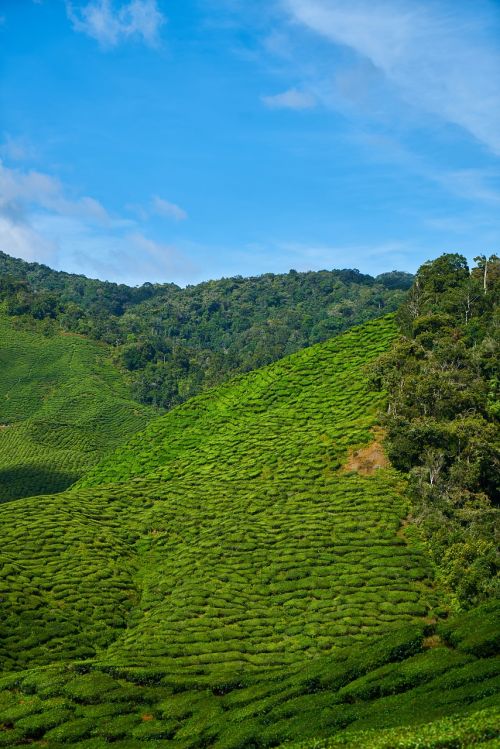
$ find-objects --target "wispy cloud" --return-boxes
[0,215,57,265]
[262,87,317,110]
[127,195,188,222]
[345,131,500,208]
[437,169,500,206]
[0,135,37,162]
[283,0,500,154]
[0,160,110,223]
[152,195,188,221]
[0,161,195,285]
[66,0,165,48]
[263,238,417,274]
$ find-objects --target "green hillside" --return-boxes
[0,250,412,410]
[0,313,154,502]
[1,314,498,747]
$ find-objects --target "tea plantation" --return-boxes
[0,316,498,747]
[0,313,154,502]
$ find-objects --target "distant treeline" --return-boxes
[0,251,412,409]
[372,253,499,609]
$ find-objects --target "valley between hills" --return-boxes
[0,253,498,748]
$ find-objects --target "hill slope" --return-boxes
[0,250,412,410]
[0,313,154,501]
[0,315,498,747]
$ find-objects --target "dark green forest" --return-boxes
[0,251,411,409]
[372,253,499,608]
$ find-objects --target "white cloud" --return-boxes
[0,214,58,265]
[0,160,110,224]
[437,169,500,206]
[346,131,500,208]
[66,0,165,48]
[27,215,196,285]
[270,238,416,272]
[0,135,37,162]
[152,196,188,221]
[284,0,500,154]
[262,87,317,110]
[0,161,195,285]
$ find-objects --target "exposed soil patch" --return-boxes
[423,634,443,649]
[342,427,389,475]
[0,424,9,430]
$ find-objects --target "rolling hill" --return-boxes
[0,250,413,410]
[0,312,154,502]
[1,314,498,747]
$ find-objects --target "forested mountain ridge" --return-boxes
[0,250,412,409]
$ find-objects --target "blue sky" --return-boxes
[0,0,499,285]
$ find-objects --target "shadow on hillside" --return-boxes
[0,464,80,503]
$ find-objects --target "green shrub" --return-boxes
[438,602,500,657]
[15,707,74,738]
[63,673,121,704]
[44,717,94,743]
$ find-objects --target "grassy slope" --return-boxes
[0,313,154,501]
[77,315,399,489]
[0,315,498,747]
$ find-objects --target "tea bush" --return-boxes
[0,313,154,501]
[1,316,498,746]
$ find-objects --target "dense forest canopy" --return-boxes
[372,253,499,608]
[0,251,412,409]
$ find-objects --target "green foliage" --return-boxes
[4,318,436,679]
[0,632,498,747]
[0,310,498,746]
[372,254,500,608]
[0,312,154,501]
[289,707,500,748]
[0,250,412,410]
[438,601,500,657]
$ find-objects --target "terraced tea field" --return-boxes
[78,316,399,489]
[1,316,498,747]
[0,314,154,501]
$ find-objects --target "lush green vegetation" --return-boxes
[289,707,500,748]
[0,610,498,748]
[0,312,154,502]
[0,251,410,503]
[372,254,499,608]
[1,314,498,746]
[0,250,412,409]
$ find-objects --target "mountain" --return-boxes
[0,252,411,501]
[0,311,154,502]
[0,251,413,409]
[0,313,498,748]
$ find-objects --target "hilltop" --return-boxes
[0,251,411,501]
[0,251,412,409]
[0,313,498,747]
[0,312,154,502]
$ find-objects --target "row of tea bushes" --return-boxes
[3,316,497,745]
[0,313,154,501]
[0,606,498,747]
